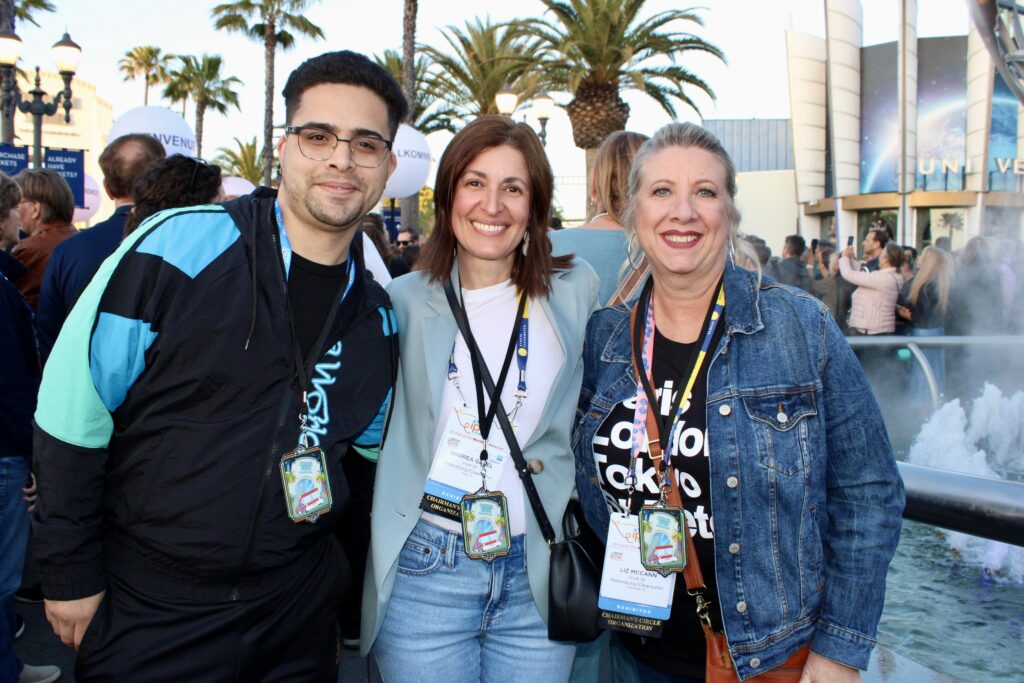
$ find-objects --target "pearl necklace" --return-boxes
[591,211,609,220]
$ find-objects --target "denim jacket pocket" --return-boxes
[742,390,817,477]
[396,535,443,575]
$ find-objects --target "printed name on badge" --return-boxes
[420,405,511,521]
[597,514,675,637]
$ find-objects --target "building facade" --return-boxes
[786,0,1024,253]
[12,70,115,224]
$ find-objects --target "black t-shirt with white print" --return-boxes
[592,322,724,678]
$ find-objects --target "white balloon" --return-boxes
[108,106,197,158]
[72,173,101,223]
[222,176,256,198]
[382,124,431,199]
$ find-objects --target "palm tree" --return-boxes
[163,55,243,159]
[119,46,175,106]
[215,136,264,185]
[526,0,724,173]
[399,0,419,231]
[0,0,54,29]
[163,72,189,120]
[420,18,540,120]
[375,51,456,136]
[211,0,324,186]
[401,0,417,110]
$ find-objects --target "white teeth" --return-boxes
[665,234,699,243]
[472,221,507,233]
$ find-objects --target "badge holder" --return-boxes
[639,500,686,576]
[279,396,333,523]
[460,449,511,562]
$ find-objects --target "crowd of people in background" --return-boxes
[749,225,1023,340]
[0,66,1015,680]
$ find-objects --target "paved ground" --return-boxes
[14,599,382,683]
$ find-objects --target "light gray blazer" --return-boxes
[361,260,599,653]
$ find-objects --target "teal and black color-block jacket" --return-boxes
[31,188,396,601]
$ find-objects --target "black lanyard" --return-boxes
[271,216,351,447]
[450,279,527,454]
[630,276,723,456]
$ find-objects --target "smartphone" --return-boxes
[846,236,854,246]
[811,238,818,253]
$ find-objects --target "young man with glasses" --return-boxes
[32,51,405,681]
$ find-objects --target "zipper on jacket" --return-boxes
[231,202,294,600]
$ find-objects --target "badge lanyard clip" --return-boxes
[297,390,311,451]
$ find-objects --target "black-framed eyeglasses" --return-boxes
[285,125,393,168]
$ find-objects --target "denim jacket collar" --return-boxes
[600,262,764,366]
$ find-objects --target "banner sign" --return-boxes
[0,143,29,177]
[44,148,85,207]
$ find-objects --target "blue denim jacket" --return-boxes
[573,264,905,679]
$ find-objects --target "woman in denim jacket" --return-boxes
[573,123,904,682]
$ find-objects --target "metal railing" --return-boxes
[845,335,1024,411]
[898,462,1024,546]
[841,335,1024,546]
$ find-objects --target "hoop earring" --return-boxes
[627,233,644,271]
[521,232,530,256]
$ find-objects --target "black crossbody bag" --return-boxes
[443,281,604,643]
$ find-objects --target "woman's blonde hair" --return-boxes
[621,122,749,273]
[589,131,648,224]
[908,246,953,313]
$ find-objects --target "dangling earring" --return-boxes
[521,232,530,256]
[728,237,737,265]
[627,233,644,271]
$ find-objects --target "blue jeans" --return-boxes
[374,518,576,683]
[0,456,29,682]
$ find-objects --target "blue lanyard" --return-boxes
[631,281,725,474]
[274,199,356,301]
[447,293,530,407]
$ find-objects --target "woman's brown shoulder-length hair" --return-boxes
[418,115,573,298]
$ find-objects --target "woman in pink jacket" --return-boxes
[838,242,905,334]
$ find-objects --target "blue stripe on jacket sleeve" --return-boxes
[90,313,158,412]
[380,306,396,336]
[135,210,239,279]
[353,388,392,449]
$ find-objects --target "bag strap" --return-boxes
[443,280,558,545]
[629,301,716,634]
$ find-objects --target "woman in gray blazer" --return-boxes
[361,116,598,683]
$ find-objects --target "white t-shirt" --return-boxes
[424,279,564,536]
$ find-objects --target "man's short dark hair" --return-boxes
[15,168,74,223]
[282,51,408,139]
[99,134,166,199]
[869,228,889,248]
[784,234,806,257]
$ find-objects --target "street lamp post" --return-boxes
[494,86,557,147]
[495,83,518,116]
[0,30,82,167]
[532,90,554,147]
